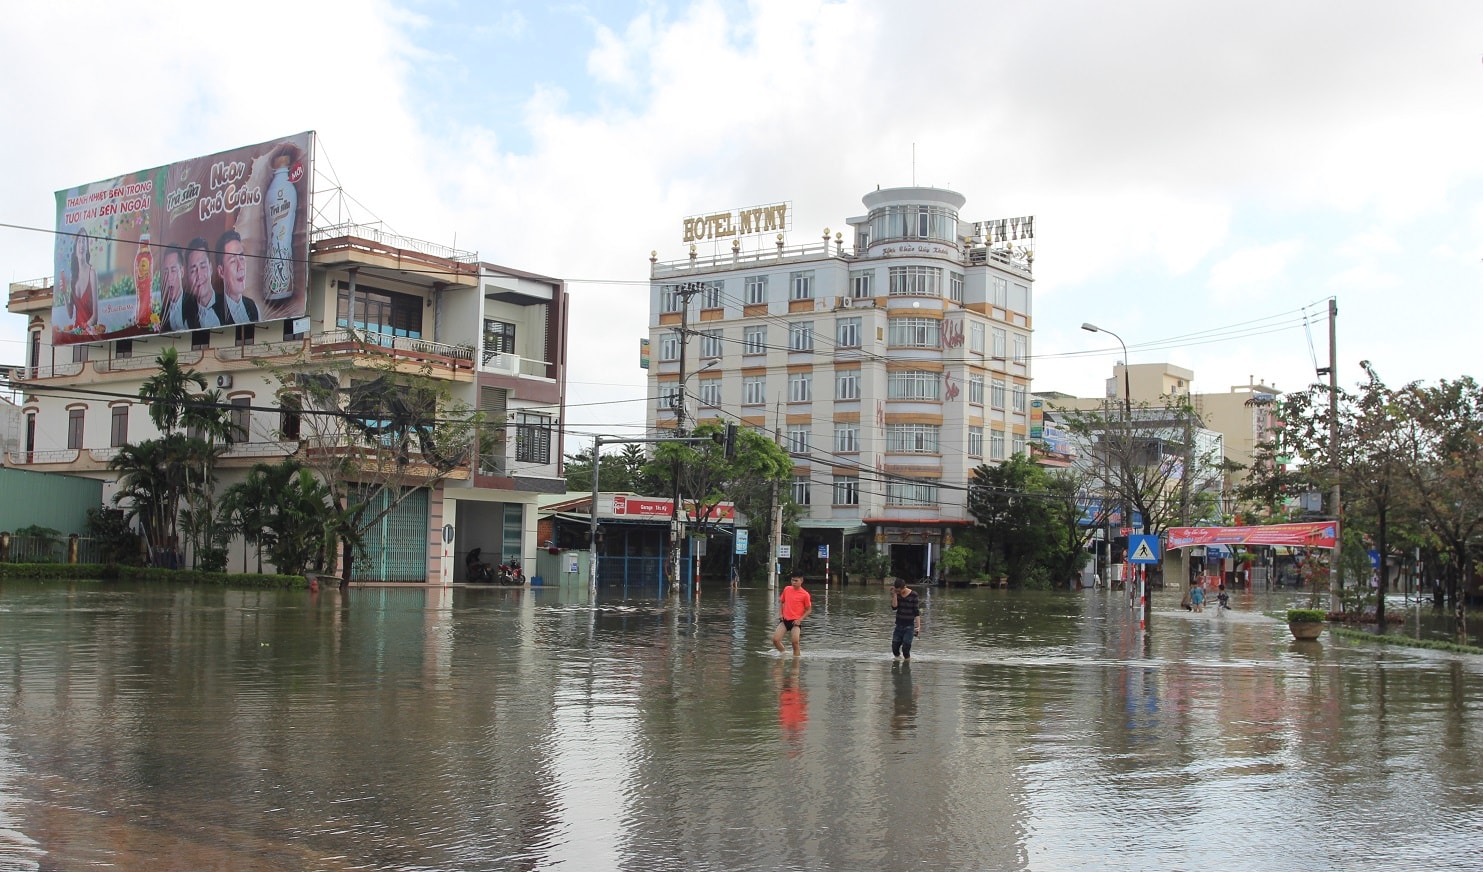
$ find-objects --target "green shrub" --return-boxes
[1287,608,1327,624]
[0,563,114,580]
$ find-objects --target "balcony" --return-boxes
[7,277,53,314]
[312,328,475,380]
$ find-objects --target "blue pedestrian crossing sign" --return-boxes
[1128,534,1160,564]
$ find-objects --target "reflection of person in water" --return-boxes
[891,659,918,737]
[775,661,808,756]
[65,231,99,332]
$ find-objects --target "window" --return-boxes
[235,324,255,347]
[700,329,723,359]
[835,424,860,452]
[786,427,811,455]
[949,272,964,303]
[698,379,721,407]
[67,408,84,449]
[969,373,984,405]
[792,475,812,506]
[887,482,938,506]
[1012,384,1027,413]
[115,339,133,359]
[788,372,812,403]
[1013,333,1028,364]
[887,370,942,400]
[660,284,683,313]
[970,322,985,354]
[658,383,681,411]
[72,344,89,364]
[850,270,873,299]
[888,265,942,297]
[835,369,861,400]
[968,426,983,458]
[788,322,814,352]
[279,393,302,441]
[990,428,1005,460]
[745,275,768,305]
[992,328,1007,359]
[886,424,940,453]
[790,271,814,300]
[659,333,680,362]
[743,326,767,355]
[1011,282,1030,313]
[702,280,723,309]
[744,376,766,405]
[484,319,516,355]
[992,277,1008,308]
[888,317,940,348]
[192,330,210,350]
[833,476,860,506]
[338,283,422,342]
[516,412,552,464]
[283,319,306,341]
[837,316,861,348]
[991,378,1006,408]
[868,204,959,245]
[1012,433,1027,457]
[110,406,128,448]
[229,397,250,444]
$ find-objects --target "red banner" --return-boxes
[1165,522,1338,550]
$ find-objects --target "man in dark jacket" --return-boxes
[890,578,923,660]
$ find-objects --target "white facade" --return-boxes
[7,228,568,583]
[646,187,1035,573]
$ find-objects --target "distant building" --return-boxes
[646,186,1035,579]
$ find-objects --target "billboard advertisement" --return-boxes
[52,131,313,345]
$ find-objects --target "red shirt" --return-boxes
[779,585,812,621]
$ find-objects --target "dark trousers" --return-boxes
[891,623,915,658]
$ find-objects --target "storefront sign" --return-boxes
[1165,522,1338,550]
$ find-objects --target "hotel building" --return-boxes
[646,186,1035,577]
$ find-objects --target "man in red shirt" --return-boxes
[772,571,814,656]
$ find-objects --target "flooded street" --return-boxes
[0,579,1479,870]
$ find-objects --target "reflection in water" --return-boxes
[0,582,1479,870]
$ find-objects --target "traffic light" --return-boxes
[724,423,737,459]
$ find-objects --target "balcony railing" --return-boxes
[6,449,80,465]
[312,223,479,264]
[316,328,474,363]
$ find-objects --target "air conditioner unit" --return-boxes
[215,374,233,389]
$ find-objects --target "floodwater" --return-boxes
[0,579,1479,871]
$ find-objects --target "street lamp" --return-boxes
[674,358,720,431]
[1080,322,1131,421]
[1082,322,1133,603]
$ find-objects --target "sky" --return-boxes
[3,0,1481,450]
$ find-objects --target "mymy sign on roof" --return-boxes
[53,131,313,345]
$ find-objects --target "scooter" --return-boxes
[466,548,494,583]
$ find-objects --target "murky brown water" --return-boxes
[0,580,1479,870]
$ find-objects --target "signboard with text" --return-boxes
[53,131,313,345]
[1165,522,1338,550]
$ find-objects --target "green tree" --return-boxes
[272,358,486,586]
[968,456,1061,586]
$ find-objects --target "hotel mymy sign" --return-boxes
[53,131,313,345]
[682,202,791,243]
[971,215,1034,243]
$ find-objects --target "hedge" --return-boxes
[0,563,307,589]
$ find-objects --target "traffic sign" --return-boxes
[1128,534,1160,564]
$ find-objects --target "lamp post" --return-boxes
[1081,322,1139,617]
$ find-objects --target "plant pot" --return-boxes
[1288,621,1324,641]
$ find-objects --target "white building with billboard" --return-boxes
[6,133,568,583]
[645,186,1035,579]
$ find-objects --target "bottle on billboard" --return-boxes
[134,230,152,327]
[263,153,297,302]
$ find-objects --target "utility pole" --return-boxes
[669,281,704,595]
[1326,298,1341,612]
[768,478,781,591]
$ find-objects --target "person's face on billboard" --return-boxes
[73,233,88,263]
[219,239,247,301]
[187,249,213,303]
[162,252,183,296]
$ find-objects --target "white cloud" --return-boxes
[1207,240,1303,297]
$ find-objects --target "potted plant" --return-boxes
[1286,607,1327,641]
